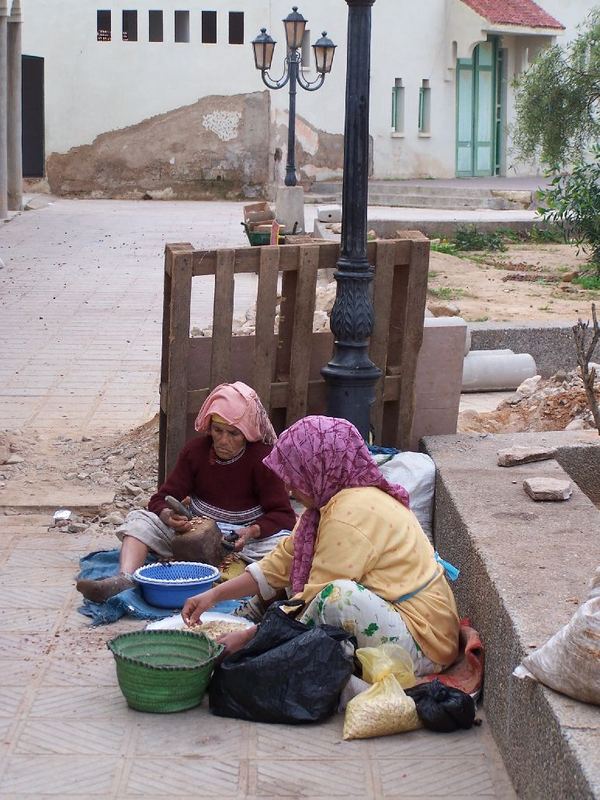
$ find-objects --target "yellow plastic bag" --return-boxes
[343,644,420,740]
[343,674,421,740]
[356,643,417,688]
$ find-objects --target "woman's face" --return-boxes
[210,420,246,460]
[284,482,315,509]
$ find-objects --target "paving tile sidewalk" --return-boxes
[0,199,257,434]
[0,514,516,799]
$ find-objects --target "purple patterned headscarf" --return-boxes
[263,416,410,593]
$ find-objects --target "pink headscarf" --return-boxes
[194,381,277,445]
[263,415,410,593]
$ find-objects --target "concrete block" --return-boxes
[275,185,305,234]
[469,322,577,378]
[422,430,600,799]
[411,317,467,448]
[312,218,340,241]
[424,315,471,355]
[317,205,342,223]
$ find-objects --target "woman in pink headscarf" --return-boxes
[183,415,460,675]
[77,382,295,603]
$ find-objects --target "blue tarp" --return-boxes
[77,549,243,626]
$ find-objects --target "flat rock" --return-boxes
[565,418,588,431]
[523,477,572,501]
[428,302,461,317]
[515,375,542,397]
[497,446,557,467]
[3,454,25,464]
[102,511,125,525]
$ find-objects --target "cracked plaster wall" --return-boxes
[270,111,347,189]
[46,92,271,199]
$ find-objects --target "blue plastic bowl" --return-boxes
[133,562,220,609]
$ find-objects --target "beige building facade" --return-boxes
[21,0,596,197]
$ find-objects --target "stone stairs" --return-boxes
[305,179,538,210]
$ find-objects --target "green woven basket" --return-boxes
[107,629,223,713]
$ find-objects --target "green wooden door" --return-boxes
[456,39,500,176]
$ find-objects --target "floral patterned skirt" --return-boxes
[299,579,439,676]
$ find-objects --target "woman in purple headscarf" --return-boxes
[183,416,460,674]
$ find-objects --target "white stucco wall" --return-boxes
[21,0,600,180]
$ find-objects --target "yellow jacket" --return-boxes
[254,486,460,667]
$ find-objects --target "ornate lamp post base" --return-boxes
[321,360,381,436]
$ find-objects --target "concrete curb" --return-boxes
[469,322,578,377]
[423,430,600,800]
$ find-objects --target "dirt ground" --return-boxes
[427,243,594,322]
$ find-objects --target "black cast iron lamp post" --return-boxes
[321,0,381,440]
[252,8,336,187]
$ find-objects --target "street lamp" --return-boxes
[321,0,381,439]
[252,8,336,187]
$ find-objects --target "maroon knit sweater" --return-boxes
[148,437,296,538]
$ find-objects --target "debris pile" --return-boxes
[459,369,600,434]
[0,416,160,535]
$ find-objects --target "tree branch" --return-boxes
[573,302,600,434]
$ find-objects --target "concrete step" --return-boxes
[306,181,535,210]
[367,193,509,210]
[312,181,498,197]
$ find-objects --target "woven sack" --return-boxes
[513,568,600,705]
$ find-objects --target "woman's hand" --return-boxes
[159,507,193,534]
[234,524,261,552]
[182,589,217,625]
[216,625,257,657]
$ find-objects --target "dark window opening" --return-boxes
[97,9,111,41]
[175,10,190,42]
[122,10,138,41]
[202,10,217,44]
[229,11,244,45]
[149,10,163,42]
[22,55,45,177]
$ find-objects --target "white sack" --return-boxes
[378,452,436,541]
[513,568,600,706]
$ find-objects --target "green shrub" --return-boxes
[428,286,464,301]
[430,241,457,255]
[453,226,507,252]
[526,225,565,244]
[573,274,600,291]
[537,146,600,272]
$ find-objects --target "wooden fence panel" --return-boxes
[159,235,429,480]
[286,245,319,426]
[369,241,397,441]
[395,236,430,448]
[160,244,194,483]
[253,247,280,406]
[209,249,235,387]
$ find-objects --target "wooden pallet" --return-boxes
[159,235,429,482]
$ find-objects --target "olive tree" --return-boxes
[513,9,600,270]
[513,8,600,168]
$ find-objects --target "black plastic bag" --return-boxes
[208,605,354,724]
[405,679,477,733]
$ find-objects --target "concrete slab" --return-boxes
[423,430,600,799]
[0,486,115,511]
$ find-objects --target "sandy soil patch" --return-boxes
[427,243,597,322]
